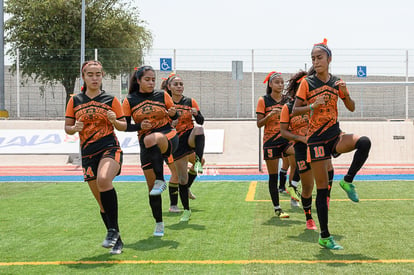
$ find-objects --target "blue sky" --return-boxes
[136,0,413,50]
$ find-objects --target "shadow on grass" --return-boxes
[166,222,206,232]
[287,228,320,243]
[262,216,303,227]
[67,252,128,271]
[315,248,379,265]
[126,236,180,251]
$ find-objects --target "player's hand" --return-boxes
[107,110,116,124]
[73,121,84,132]
[140,119,152,130]
[168,106,177,117]
[335,80,349,96]
[312,96,326,109]
[269,107,281,116]
[191,108,198,116]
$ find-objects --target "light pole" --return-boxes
[0,0,9,118]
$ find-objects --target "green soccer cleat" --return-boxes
[319,236,343,250]
[275,208,289,218]
[194,157,203,174]
[180,209,192,222]
[339,179,359,202]
[286,184,300,202]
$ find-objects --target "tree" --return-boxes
[5,0,152,106]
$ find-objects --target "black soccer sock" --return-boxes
[169,182,179,206]
[316,188,329,238]
[187,170,197,188]
[279,169,287,190]
[149,195,163,223]
[344,136,371,183]
[100,211,110,229]
[100,188,119,232]
[268,173,280,207]
[301,195,313,221]
[179,184,190,210]
[146,144,164,181]
[328,169,334,198]
[194,134,205,160]
[293,168,300,182]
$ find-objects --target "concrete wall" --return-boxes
[0,120,413,166]
[4,65,414,120]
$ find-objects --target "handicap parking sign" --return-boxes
[160,58,172,71]
[357,66,367,78]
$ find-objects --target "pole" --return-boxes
[0,0,9,118]
[16,49,20,117]
[251,49,255,118]
[406,50,409,120]
[80,0,85,90]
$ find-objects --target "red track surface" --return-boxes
[0,164,413,176]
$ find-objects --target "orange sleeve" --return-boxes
[191,98,200,111]
[122,98,131,117]
[65,97,75,118]
[164,92,174,109]
[112,97,124,119]
[296,79,309,101]
[280,104,290,123]
[256,97,265,115]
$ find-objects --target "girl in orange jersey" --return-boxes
[293,39,371,250]
[122,66,179,237]
[167,74,205,222]
[256,71,295,218]
[281,69,335,231]
[65,60,126,255]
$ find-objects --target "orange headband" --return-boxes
[263,71,282,84]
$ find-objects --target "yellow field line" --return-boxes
[245,181,257,201]
[1,259,414,266]
[251,198,414,202]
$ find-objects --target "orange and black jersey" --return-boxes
[256,94,289,144]
[65,91,123,156]
[174,95,204,135]
[296,74,346,142]
[280,100,309,138]
[122,89,175,138]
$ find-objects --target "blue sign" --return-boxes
[160,58,172,71]
[357,66,367,78]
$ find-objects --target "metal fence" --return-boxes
[3,48,414,120]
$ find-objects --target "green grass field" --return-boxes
[1,180,413,274]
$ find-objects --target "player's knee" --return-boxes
[356,136,371,152]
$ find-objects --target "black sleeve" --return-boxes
[194,111,205,125]
[125,116,141,132]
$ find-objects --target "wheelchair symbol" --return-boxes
[357,66,366,78]
[161,58,171,71]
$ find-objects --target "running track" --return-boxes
[1,164,414,182]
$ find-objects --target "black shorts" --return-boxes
[263,138,290,160]
[307,134,340,162]
[173,129,195,160]
[82,146,123,182]
[140,130,179,170]
[294,142,311,174]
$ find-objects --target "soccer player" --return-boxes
[122,65,179,237]
[256,71,295,218]
[293,39,371,249]
[64,60,126,255]
[167,74,205,222]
